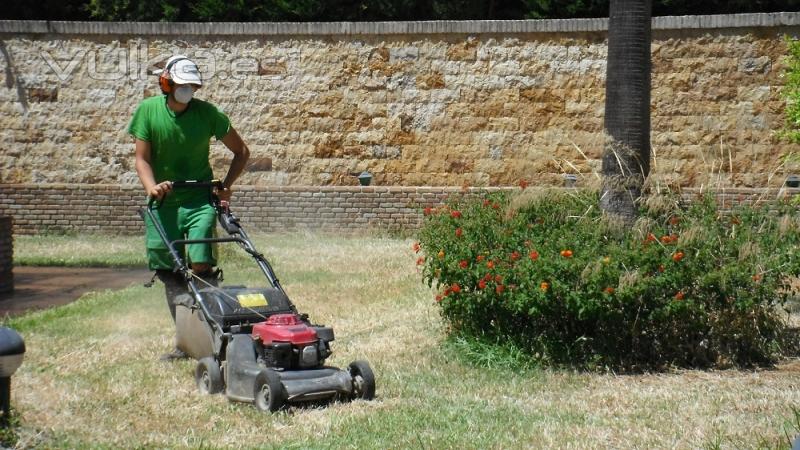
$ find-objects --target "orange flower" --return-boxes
[669,216,681,226]
[672,251,684,262]
[660,235,672,244]
[510,251,521,261]
[675,291,685,300]
[423,207,433,216]
[560,249,573,258]
[604,287,615,294]
[752,273,762,282]
[476,255,485,263]
[487,260,495,269]
[459,260,468,269]
[437,250,445,259]
[416,257,425,266]
[529,250,539,261]
[540,281,549,292]
[645,233,657,243]
[412,242,421,253]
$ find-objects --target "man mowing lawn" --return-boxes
[128,55,250,360]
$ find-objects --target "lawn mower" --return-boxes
[139,180,375,412]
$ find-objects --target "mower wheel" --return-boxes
[195,357,223,395]
[253,369,285,412]
[348,360,376,401]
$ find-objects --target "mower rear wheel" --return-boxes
[348,360,375,400]
[195,357,223,395]
[253,369,285,412]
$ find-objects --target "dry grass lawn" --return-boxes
[5,232,800,449]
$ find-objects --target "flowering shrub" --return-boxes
[416,189,800,370]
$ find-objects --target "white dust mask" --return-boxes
[174,85,194,104]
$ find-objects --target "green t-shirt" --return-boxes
[128,95,231,205]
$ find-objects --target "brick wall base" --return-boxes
[0,216,13,294]
[0,184,798,236]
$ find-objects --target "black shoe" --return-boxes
[159,348,189,361]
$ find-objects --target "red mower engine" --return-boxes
[252,314,332,369]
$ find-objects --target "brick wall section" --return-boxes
[0,184,798,236]
[0,216,12,294]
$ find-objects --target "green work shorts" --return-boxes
[144,198,217,270]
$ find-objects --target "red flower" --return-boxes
[412,242,421,253]
[560,249,573,258]
[486,260,495,269]
[674,291,685,300]
[423,207,433,216]
[435,294,443,302]
[451,283,462,294]
[494,275,503,283]
[510,251,521,261]
[455,227,463,238]
[604,287,615,294]
[645,233,657,243]
[451,210,462,219]
[478,279,487,289]
[672,251,684,263]
[483,273,493,281]
[476,255,485,263]
[459,260,468,269]
[529,250,539,261]
[491,202,500,210]
[483,199,491,207]
[518,179,529,189]
[416,257,425,266]
[495,284,505,294]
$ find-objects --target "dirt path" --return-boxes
[0,266,153,317]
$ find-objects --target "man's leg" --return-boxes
[145,205,190,360]
[183,202,219,287]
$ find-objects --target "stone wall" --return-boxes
[0,217,12,294]
[1,14,799,189]
[0,184,797,236]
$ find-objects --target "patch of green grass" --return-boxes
[6,233,800,449]
[13,234,145,267]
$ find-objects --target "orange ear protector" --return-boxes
[158,57,188,94]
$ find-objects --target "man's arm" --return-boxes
[218,127,250,202]
[134,138,172,199]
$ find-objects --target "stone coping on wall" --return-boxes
[1,12,799,36]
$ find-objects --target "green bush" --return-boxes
[783,37,800,144]
[416,189,800,371]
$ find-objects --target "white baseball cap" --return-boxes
[154,55,203,85]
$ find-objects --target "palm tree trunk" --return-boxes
[600,0,652,224]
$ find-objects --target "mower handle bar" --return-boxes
[147,179,225,210]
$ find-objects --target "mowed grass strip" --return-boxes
[5,232,800,449]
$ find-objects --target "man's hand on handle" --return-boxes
[148,181,173,200]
